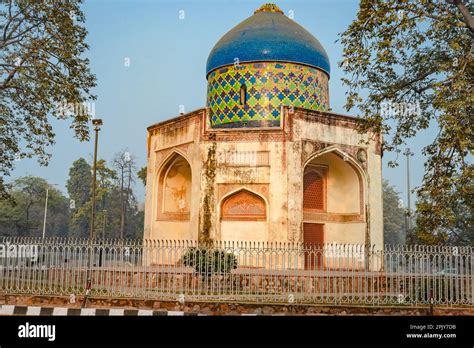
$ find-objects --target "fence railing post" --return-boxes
[0,238,472,307]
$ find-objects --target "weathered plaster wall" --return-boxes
[289,108,383,249]
[144,107,383,251]
[210,140,287,242]
[144,110,204,242]
[324,223,366,244]
[220,221,268,241]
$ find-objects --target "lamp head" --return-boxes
[92,118,103,127]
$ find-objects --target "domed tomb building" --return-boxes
[143,4,383,252]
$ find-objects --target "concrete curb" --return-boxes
[0,305,207,316]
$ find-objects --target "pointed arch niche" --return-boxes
[302,148,366,248]
[219,189,267,241]
[156,152,192,221]
[303,149,365,223]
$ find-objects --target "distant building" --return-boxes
[144,4,383,258]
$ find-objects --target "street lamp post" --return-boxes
[83,118,102,309]
[90,118,103,240]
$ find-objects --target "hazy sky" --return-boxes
[10,0,437,208]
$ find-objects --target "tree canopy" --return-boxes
[339,0,473,239]
[0,150,144,239]
[0,0,96,200]
[383,180,407,245]
[0,176,69,237]
[66,157,91,238]
[137,167,147,186]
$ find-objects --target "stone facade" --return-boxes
[143,3,383,253]
[144,106,383,249]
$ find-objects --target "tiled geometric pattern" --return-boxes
[207,62,329,128]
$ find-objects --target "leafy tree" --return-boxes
[39,185,69,238]
[0,176,69,237]
[416,168,473,245]
[339,0,473,241]
[92,159,118,238]
[383,180,406,245]
[67,158,91,238]
[68,158,117,238]
[9,176,50,235]
[0,153,145,239]
[113,150,136,239]
[0,0,96,200]
[126,210,144,239]
[66,154,143,239]
[0,194,23,236]
[138,167,147,186]
[67,158,91,207]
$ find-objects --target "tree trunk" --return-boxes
[123,161,133,238]
[120,168,125,239]
[451,0,474,33]
[25,202,32,237]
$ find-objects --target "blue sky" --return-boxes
[10,0,437,207]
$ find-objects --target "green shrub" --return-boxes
[181,247,237,278]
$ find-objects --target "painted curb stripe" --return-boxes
[95,309,110,316]
[0,305,15,315]
[53,307,68,316]
[108,309,125,316]
[26,306,41,316]
[67,308,81,316]
[40,307,54,316]
[124,309,138,316]
[13,306,27,315]
[0,305,210,316]
[81,308,96,316]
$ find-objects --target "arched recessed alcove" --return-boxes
[157,152,192,220]
[219,189,267,242]
[304,151,363,216]
[302,150,366,254]
[221,189,266,221]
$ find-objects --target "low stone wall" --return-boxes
[1,268,409,294]
[2,294,473,316]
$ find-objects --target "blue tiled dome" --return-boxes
[206,3,330,78]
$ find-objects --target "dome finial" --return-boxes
[254,3,284,15]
